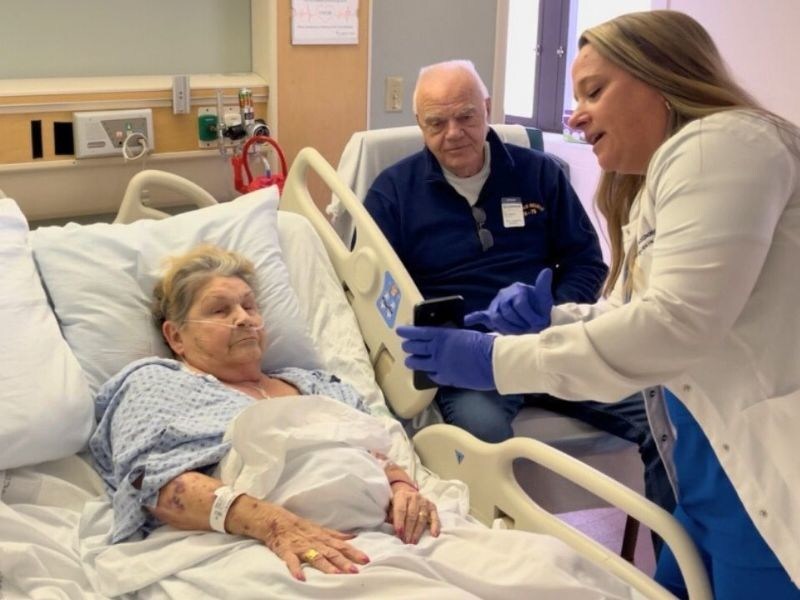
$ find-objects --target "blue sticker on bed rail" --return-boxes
[376,271,401,328]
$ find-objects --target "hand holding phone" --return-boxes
[411,295,464,390]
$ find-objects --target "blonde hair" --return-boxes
[582,10,799,295]
[152,244,258,330]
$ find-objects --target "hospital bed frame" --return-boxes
[115,158,712,600]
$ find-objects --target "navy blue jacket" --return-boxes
[364,129,608,314]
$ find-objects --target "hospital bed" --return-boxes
[0,155,710,598]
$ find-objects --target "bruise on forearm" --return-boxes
[149,471,220,531]
[225,496,282,543]
[150,471,278,542]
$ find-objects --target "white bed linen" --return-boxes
[75,398,637,599]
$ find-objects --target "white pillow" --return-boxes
[0,199,93,469]
[277,211,387,414]
[31,187,321,395]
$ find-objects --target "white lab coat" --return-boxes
[493,110,800,583]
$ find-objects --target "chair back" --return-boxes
[328,124,534,244]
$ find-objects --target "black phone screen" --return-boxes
[411,295,464,390]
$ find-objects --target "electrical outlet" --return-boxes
[197,106,241,148]
[385,76,403,112]
[172,75,191,114]
[73,109,154,158]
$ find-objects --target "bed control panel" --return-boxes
[376,271,401,327]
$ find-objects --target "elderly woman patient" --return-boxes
[88,244,635,598]
[89,244,438,580]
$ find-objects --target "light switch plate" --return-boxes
[172,75,191,114]
[385,76,403,112]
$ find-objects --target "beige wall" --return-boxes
[274,1,370,207]
[668,0,800,125]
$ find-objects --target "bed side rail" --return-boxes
[114,169,218,224]
[279,147,435,418]
[414,424,711,600]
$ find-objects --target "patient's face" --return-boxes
[165,276,266,376]
[416,68,490,178]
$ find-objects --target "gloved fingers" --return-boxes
[511,293,542,325]
[463,310,491,328]
[396,325,441,342]
[534,268,553,294]
[404,356,437,375]
[400,339,432,356]
[496,300,530,333]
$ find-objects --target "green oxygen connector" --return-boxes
[197,113,218,142]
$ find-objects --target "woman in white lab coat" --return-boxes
[398,10,800,599]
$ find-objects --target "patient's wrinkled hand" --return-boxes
[388,482,441,544]
[256,503,370,581]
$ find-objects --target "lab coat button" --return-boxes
[722,443,730,452]
[759,509,768,518]
[682,384,691,393]
[648,389,657,399]
[660,434,668,443]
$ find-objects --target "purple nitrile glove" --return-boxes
[396,325,496,390]
[464,268,554,334]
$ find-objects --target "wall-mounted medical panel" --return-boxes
[0,75,268,165]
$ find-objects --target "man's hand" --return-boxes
[397,325,495,390]
[464,268,554,334]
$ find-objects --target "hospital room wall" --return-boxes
[265,0,370,208]
[368,1,499,130]
[667,0,800,126]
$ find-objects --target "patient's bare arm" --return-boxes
[149,470,370,581]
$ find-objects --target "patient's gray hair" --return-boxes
[152,244,259,329]
[412,59,489,115]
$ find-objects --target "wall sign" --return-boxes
[291,0,358,45]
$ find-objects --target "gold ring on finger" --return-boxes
[302,548,321,563]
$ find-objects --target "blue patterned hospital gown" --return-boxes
[89,357,367,543]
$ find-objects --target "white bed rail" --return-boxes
[415,424,712,600]
[113,169,218,224]
[280,147,436,417]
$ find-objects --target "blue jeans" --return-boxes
[435,388,676,539]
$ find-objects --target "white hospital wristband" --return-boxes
[210,486,245,533]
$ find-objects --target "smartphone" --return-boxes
[412,295,465,390]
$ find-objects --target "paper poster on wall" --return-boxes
[291,0,359,45]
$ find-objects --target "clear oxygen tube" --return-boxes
[184,320,264,331]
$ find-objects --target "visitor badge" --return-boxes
[501,197,525,228]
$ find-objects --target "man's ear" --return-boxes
[162,321,184,356]
[485,97,492,119]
